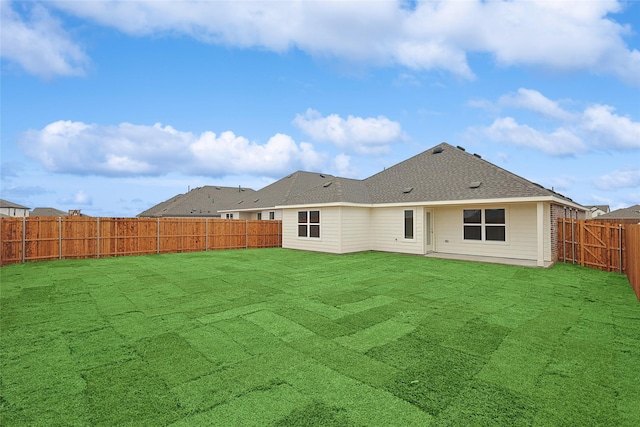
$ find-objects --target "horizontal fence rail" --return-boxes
[558,218,639,300]
[0,217,282,266]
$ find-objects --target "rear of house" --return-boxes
[279,143,587,266]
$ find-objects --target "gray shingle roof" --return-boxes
[0,199,29,209]
[31,207,69,217]
[363,143,571,204]
[280,143,578,206]
[223,171,338,211]
[283,177,372,205]
[138,186,256,217]
[139,143,583,214]
[595,204,640,219]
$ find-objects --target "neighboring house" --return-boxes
[594,204,640,222]
[138,186,256,218]
[274,143,587,267]
[588,205,610,218]
[0,199,30,217]
[219,171,338,221]
[31,207,72,217]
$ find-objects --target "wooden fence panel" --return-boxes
[0,218,23,265]
[0,217,282,266]
[558,218,625,273]
[625,224,640,300]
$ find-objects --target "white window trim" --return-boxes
[403,209,416,241]
[462,208,508,244]
[297,210,321,239]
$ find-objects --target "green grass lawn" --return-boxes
[1,248,639,426]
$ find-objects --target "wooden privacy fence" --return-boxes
[558,218,626,273]
[558,218,640,300]
[0,217,282,266]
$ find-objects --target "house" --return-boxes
[0,199,30,218]
[274,143,587,267]
[588,205,610,218]
[138,186,256,218]
[594,204,640,222]
[30,207,89,217]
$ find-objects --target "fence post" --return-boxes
[59,217,62,260]
[571,219,575,265]
[97,217,101,258]
[560,217,565,263]
[245,220,248,248]
[205,218,209,251]
[619,224,623,274]
[579,220,585,267]
[157,218,160,254]
[21,217,26,264]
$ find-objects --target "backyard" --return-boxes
[1,248,639,426]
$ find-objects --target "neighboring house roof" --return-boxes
[590,205,610,213]
[280,143,584,208]
[138,186,256,217]
[221,171,339,211]
[31,207,68,217]
[0,199,29,209]
[595,204,640,220]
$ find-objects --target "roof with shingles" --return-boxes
[138,186,256,217]
[0,199,30,209]
[364,142,571,203]
[223,171,339,211]
[31,207,68,217]
[141,143,584,214]
[279,143,580,206]
[283,177,372,206]
[595,204,640,219]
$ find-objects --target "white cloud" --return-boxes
[479,88,640,155]
[595,169,640,190]
[58,190,92,206]
[483,117,586,156]
[45,0,639,84]
[581,105,640,150]
[293,109,403,154]
[20,120,324,178]
[331,153,358,178]
[499,89,576,121]
[0,1,88,78]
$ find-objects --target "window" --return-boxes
[225,213,234,219]
[463,208,505,241]
[404,210,414,239]
[298,210,320,238]
[257,213,262,220]
[269,211,275,220]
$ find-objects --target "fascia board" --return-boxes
[277,196,588,211]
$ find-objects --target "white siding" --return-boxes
[236,209,281,220]
[338,207,371,253]
[0,207,29,217]
[282,207,341,253]
[282,207,370,254]
[434,203,544,261]
[282,202,553,263]
[370,207,425,255]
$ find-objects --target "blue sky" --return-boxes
[1,0,639,217]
